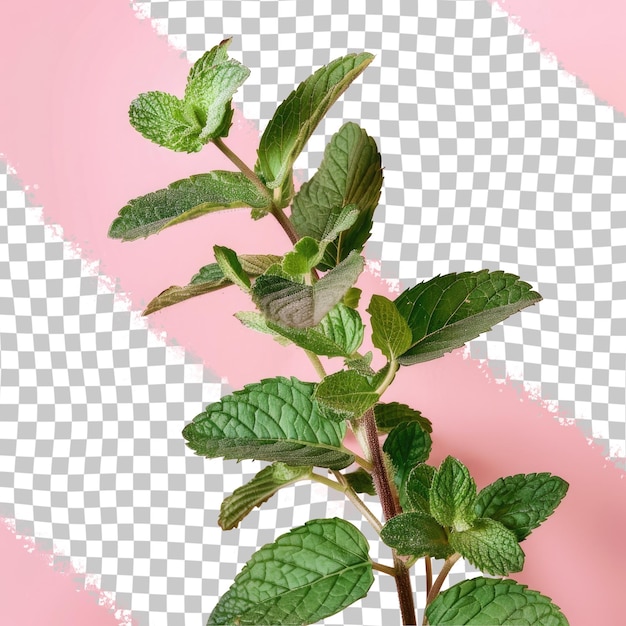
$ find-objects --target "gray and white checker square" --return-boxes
[1,0,625,625]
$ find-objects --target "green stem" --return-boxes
[371,561,396,576]
[422,553,462,626]
[305,350,327,379]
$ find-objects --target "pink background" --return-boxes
[1,1,625,624]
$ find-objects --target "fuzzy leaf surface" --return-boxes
[291,122,383,269]
[394,271,542,365]
[381,512,452,560]
[404,464,436,514]
[252,251,364,328]
[314,370,379,421]
[256,54,374,191]
[475,473,569,541]
[267,303,364,357]
[208,518,374,625]
[430,456,477,531]
[373,402,432,434]
[219,463,312,530]
[344,469,376,496]
[367,294,413,361]
[214,245,251,290]
[109,172,269,241]
[183,377,353,469]
[426,577,569,626]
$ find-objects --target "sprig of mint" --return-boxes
[110,39,570,626]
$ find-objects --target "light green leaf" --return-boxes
[430,457,477,531]
[344,468,376,496]
[449,518,525,576]
[394,270,542,365]
[266,303,364,358]
[208,518,374,625]
[314,370,379,421]
[475,473,569,541]
[257,54,374,192]
[219,463,312,530]
[183,377,354,469]
[282,237,323,276]
[252,250,364,328]
[344,351,374,376]
[142,254,280,315]
[108,172,270,241]
[367,294,413,361]
[426,577,570,626]
[404,464,436,514]
[373,402,432,434]
[291,122,383,269]
[381,512,452,560]
[214,245,251,291]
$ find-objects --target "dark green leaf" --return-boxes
[426,577,569,626]
[208,518,374,625]
[430,457,477,531]
[343,287,362,309]
[344,468,376,496]
[219,463,312,530]
[109,172,269,241]
[383,422,432,504]
[252,251,364,328]
[267,303,364,357]
[291,122,383,269]
[183,377,354,469]
[475,473,569,541]
[394,271,542,365]
[314,370,379,421]
[381,512,452,560]
[404,464,436,514]
[449,518,525,576]
[374,402,432,434]
[367,294,413,361]
[344,352,375,376]
[256,54,374,194]
[214,245,251,290]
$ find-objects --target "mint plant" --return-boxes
[109,38,570,626]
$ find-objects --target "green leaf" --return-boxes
[208,518,374,625]
[367,294,413,361]
[373,402,432,434]
[383,422,432,503]
[449,518,525,576]
[404,464,436,514]
[426,577,569,626]
[108,172,270,241]
[430,457,477,531]
[343,468,376,496]
[252,250,364,328]
[183,377,354,469]
[256,54,374,192]
[129,39,249,152]
[219,463,312,530]
[314,370,379,421]
[214,245,251,290]
[475,473,569,541]
[381,512,453,560]
[342,287,362,309]
[394,270,542,365]
[344,351,374,376]
[266,303,364,358]
[142,254,280,315]
[291,122,383,269]
[282,237,323,276]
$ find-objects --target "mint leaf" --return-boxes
[142,254,280,315]
[383,422,432,502]
[214,245,251,291]
[344,468,376,496]
[381,512,452,560]
[183,377,354,469]
[343,287,362,309]
[282,237,323,276]
[404,464,436,514]
[267,303,364,357]
[108,172,269,241]
[394,270,542,365]
[475,473,569,541]
[430,456,477,531]
[367,294,413,361]
[314,370,379,421]
[256,54,374,192]
[373,402,432,434]
[219,463,312,530]
[291,122,383,269]
[449,518,525,576]
[426,577,569,626]
[208,518,374,625]
[252,250,364,328]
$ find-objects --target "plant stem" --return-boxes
[270,204,300,245]
[213,137,272,202]
[425,557,433,597]
[422,553,461,626]
[371,561,396,576]
[305,350,327,379]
